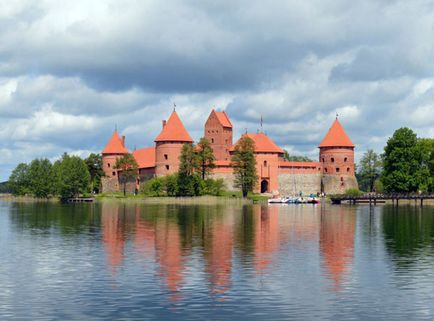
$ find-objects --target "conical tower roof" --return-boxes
[319,119,354,148]
[155,111,193,142]
[102,131,129,154]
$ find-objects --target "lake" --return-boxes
[0,201,433,320]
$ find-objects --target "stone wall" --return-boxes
[101,176,120,193]
[210,172,238,191]
[322,175,358,194]
[278,173,322,196]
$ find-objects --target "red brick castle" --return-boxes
[101,109,358,195]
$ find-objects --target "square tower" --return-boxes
[204,110,233,161]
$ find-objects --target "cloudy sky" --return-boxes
[1,0,434,180]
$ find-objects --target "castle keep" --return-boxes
[101,109,358,195]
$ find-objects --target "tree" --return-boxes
[178,143,202,196]
[85,153,104,193]
[8,163,31,196]
[114,153,138,196]
[28,158,54,198]
[381,128,421,193]
[56,154,91,198]
[231,136,258,197]
[283,149,313,162]
[415,138,434,192]
[195,137,215,179]
[358,149,382,192]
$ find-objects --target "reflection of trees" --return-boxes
[319,207,356,291]
[9,202,99,235]
[382,206,434,268]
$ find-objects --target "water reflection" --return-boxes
[4,201,434,320]
[319,206,356,291]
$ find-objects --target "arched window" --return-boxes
[264,160,267,167]
[331,157,335,163]
[165,165,169,170]
[336,167,340,173]
[211,138,214,143]
[325,168,328,173]
[108,163,111,168]
[347,167,350,172]
[112,171,116,177]
[164,154,168,160]
[344,157,348,162]
[322,158,325,162]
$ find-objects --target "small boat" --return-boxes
[307,197,320,204]
[268,197,287,204]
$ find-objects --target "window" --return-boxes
[318,168,321,171]
[112,172,116,177]
[331,157,335,163]
[325,168,328,173]
[344,157,348,162]
[322,158,325,162]
[108,163,110,168]
[264,160,268,167]
[336,167,340,173]
[211,138,214,143]
[166,165,169,170]
[164,154,168,160]
[347,167,350,172]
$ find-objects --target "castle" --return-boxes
[101,109,358,195]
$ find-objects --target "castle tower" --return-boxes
[204,109,233,161]
[155,110,193,176]
[319,118,358,194]
[101,130,129,179]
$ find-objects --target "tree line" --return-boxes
[357,127,433,193]
[8,153,104,198]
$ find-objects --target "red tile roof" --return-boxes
[319,119,354,148]
[133,147,155,169]
[155,111,193,142]
[102,131,129,154]
[231,133,284,154]
[279,161,321,167]
[214,110,232,128]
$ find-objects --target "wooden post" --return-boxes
[421,199,423,207]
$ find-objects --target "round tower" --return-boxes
[319,118,358,194]
[101,131,129,192]
[155,110,193,176]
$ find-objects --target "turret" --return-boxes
[204,109,233,161]
[319,118,358,193]
[155,110,193,176]
[101,131,129,178]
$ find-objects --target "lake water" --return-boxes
[0,200,433,321]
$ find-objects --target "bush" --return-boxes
[345,188,363,197]
[203,178,225,196]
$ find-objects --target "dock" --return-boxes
[63,197,95,203]
[330,193,434,207]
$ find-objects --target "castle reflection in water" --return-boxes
[101,203,356,295]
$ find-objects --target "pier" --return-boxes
[330,193,434,207]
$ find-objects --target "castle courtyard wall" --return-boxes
[322,175,358,194]
[278,173,322,196]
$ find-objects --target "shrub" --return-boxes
[345,188,363,197]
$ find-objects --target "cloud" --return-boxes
[1,0,434,180]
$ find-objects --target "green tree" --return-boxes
[8,163,31,196]
[381,128,421,193]
[195,137,215,179]
[358,149,382,192]
[283,149,313,162]
[178,143,202,196]
[28,158,53,198]
[56,154,91,198]
[114,153,138,196]
[85,153,104,193]
[231,136,258,197]
[415,138,434,192]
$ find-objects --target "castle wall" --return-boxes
[101,176,120,193]
[155,142,185,176]
[102,154,122,178]
[322,175,358,194]
[278,173,322,196]
[210,172,237,191]
[319,147,355,176]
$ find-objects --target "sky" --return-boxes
[1,0,434,181]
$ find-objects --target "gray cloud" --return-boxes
[1,0,434,180]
